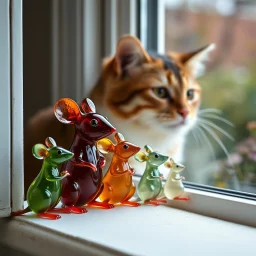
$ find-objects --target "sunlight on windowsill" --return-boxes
[3,201,255,256]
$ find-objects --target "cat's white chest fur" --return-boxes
[98,106,193,178]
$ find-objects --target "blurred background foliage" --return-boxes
[164,0,256,193]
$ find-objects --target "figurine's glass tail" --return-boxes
[11,207,30,216]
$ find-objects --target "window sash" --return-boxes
[0,0,11,217]
[11,0,24,212]
[138,0,165,53]
[0,0,23,217]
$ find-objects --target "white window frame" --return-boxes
[0,0,11,217]
[0,0,23,217]
[1,0,255,254]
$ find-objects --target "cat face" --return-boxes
[91,36,215,138]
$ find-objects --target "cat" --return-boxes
[90,35,215,176]
[24,35,215,194]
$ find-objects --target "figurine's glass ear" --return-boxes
[164,158,174,169]
[32,144,48,159]
[144,145,153,154]
[81,98,96,113]
[134,152,148,162]
[54,98,81,124]
[45,137,56,148]
[164,162,172,169]
[114,132,125,143]
[96,138,114,154]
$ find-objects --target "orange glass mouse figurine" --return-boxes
[96,133,141,206]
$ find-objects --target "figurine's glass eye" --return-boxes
[57,150,62,155]
[155,154,159,158]
[187,89,195,100]
[90,119,98,127]
[123,144,129,150]
[152,87,168,99]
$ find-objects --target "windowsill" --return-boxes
[1,197,256,256]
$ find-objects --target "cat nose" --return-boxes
[177,108,189,118]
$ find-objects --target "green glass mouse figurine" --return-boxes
[135,145,168,206]
[12,137,87,220]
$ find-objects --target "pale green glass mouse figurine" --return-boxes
[164,158,188,201]
[135,145,168,206]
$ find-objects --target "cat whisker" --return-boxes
[191,129,202,147]
[195,125,216,161]
[198,108,223,115]
[198,122,233,166]
[198,113,234,127]
[198,117,234,141]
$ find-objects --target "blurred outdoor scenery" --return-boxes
[164,0,256,193]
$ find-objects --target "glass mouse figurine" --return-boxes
[96,132,141,207]
[135,145,168,206]
[164,158,188,201]
[12,137,78,220]
[54,98,116,209]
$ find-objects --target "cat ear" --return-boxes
[32,144,48,159]
[96,138,114,154]
[135,152,148,162]
[115,35,151,77]
[170,44,215,78]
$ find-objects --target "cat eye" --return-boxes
[187,89,195,100]
[90,119,98,127]
[152,87,168,99]
[57,150,62,155]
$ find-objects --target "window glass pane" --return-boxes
[164,0,256,193]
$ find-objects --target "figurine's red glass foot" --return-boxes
[174,197,189,201]
[62,205,88,213]
[144,200,159,206]
[48,208,72,214]
[87,201,114,209]
[37,212,61,220]
[151,199,167,203]
[119,201,141,207]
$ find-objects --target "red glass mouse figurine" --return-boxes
[54,98,116,209]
